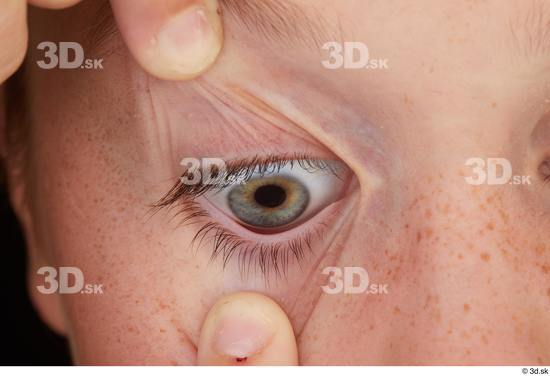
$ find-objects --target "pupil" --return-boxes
[254,184,287,208]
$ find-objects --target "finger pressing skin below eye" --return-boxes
[110,0,223,81]
[27,0,82,9]
[197,292,299,366]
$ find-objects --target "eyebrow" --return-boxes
[85,0,339,55]
[219,0,339,49]
[84,0,120,56]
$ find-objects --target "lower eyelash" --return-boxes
[151,192,328,280]
[188,210,327,281]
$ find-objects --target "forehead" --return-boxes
[82,0,550,62]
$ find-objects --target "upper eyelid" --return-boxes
[152,153,344,210]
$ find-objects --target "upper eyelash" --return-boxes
[153,152,340,209]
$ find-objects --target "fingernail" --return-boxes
[156,5,220,75]
[214,303,275,359]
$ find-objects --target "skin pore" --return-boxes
[4,0,550,365]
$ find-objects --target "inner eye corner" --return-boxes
[537,157,550,181]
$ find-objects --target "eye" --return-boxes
[205,161,349,233]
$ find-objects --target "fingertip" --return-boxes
[111,0,223,81]
[27,0,83,9]
[150,1,223,80]
[0,0,27,83]
[197,292,299,366]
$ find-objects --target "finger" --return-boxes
[0,0,27,83]
[110,0,223,81]
[197,292,299,366]
[27,0,82,9]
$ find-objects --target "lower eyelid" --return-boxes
[179,184,357,276]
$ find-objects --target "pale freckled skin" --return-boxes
[4,0,550,366]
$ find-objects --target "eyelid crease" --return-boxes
[193,81,331,154]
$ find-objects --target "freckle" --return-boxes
[498,209,509,224]
[486,196,494,204]
[486,222,494,231]
[394,306,401,315]
[463,303,470,312]
[491,102,497,108]
[425,228,433,238]
[481,334,488,344]
[458,253,464,260]
[425,209,432,218]
[369,324,375,330]
[535,243,546,255]
[480,253,491,262]
[541,265,550,274]
[416,231,422,243]
[547,288,550,299]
